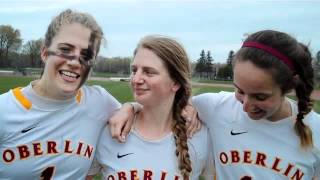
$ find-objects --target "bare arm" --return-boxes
[182,103,202,138]
[108,102,141,142]
[109,102,201,141]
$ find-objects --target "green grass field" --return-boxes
[1,75,319,112]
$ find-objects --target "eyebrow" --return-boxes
[233,83,273,96]
[57,43,92,54]
[57,43,75,48]
[131,65,157,71]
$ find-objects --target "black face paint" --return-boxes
[46,31,98,89]
[46,49,94,67]
[86,31,96,61]
[79,31,97,88]
[46,32,97,67]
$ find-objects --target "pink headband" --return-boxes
[242,41,295,71]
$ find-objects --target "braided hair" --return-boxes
[134,35,192,179]
[235,30,314,149]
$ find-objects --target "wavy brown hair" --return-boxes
[134,35,192,179]
[235,30,314,149]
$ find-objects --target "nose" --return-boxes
[66,50,82,67]
[131,71,144,84]
[66,56,82,67]
[241,95,253,112]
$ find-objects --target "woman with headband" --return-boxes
[192,29,320,179]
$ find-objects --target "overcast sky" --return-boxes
[1,0,319,62]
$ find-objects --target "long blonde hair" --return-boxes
[134,35,192,179]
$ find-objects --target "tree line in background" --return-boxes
[193,49,234,80]
[1,24,320,86]
[0,25,43,70]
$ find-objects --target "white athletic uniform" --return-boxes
[0,82,121,180]
[192,91,320,180]
[88,122,214,180]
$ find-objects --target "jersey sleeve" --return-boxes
[89,85,122,123]
[192,92,222,125]
[89,125,115,177]
[0,99,3,141]
[201,127,216,179]
[0,105,3,142]
[0,91,12,142]
[87,157,102,176]
[315,164,320,178]
[304,111,320,177]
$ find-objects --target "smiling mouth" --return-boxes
[252,109,262,113]
[249,109,265,116]
[59,70,80,79]
[135,88,147,91]
[134,88,149,95]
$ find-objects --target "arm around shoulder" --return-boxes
[108,102,142,142]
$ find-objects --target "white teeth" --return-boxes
[252,110,262,113]
[61,71,78,78]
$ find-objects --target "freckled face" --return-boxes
[233,61,286,121]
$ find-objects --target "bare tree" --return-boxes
[93,56,131,76]
[0,25,22,67]
[313,50,320,87]
[22,38,43,67]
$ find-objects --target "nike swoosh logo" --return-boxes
[117,153,134,159]
[21,126,37,133]
[230,130,248,136]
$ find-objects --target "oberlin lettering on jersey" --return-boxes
[107,170,181,180]
[2,140,94,164]
[219,150,305,180]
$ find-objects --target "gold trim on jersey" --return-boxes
[13,87,32,110]
[76,89,82,104]
[12,87,83,109]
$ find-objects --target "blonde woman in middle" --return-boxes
[87,35,214,180]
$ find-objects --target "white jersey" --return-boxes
[89,124,214,180]
[0,82,121,180]
[192,91,320,180]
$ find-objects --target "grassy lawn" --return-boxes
[1,75,319,112]
[91,72,129,78]
[87,80,133,103]
[0,76,36,91]
[192,78,233,84]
